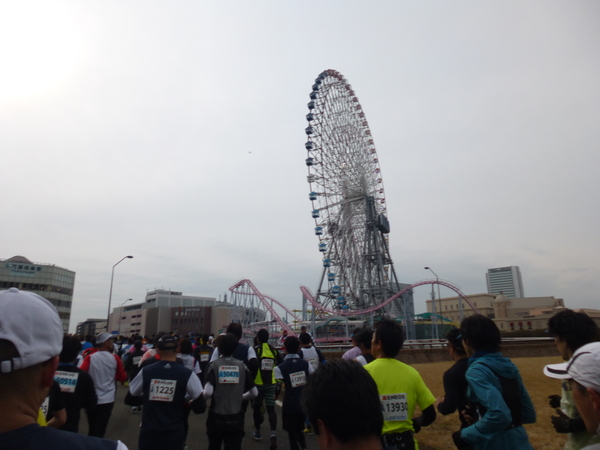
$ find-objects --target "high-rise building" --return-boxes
[0,255,75,331]
[486,266,524,298]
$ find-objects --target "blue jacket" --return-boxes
[461,352,536,450]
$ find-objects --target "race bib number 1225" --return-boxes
[149,379,176,402]
[290,371,307,388]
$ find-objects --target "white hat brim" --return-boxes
[544,362,570,379]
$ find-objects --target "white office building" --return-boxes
[0,255,75,332]
[486,266,524,298]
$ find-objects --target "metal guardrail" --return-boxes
[317,336,554,353]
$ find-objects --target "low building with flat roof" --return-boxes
[108,289,219,337]
[76,318,107,337]
[0,255,75,332]
[426,292,565,332]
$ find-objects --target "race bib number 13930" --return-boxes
[381,393,408,421]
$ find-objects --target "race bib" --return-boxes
[55,371,79,393]
[261,359,274,371]
[218,365,240,384]
[307,357,318,370]
[149,379,176,402]
[200,353,210,362]
[290,371,306,388]
[133,356,142,366]
[40,396,50,417]
[381,393,408,421]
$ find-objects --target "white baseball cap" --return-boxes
[567,342,600,393]
[0,288,63,373]
[96,332,114,344]
[543,362,569,379]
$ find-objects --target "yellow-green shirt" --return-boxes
[365,358,436,443]
[37,408,47,426]
[255,343,277,385]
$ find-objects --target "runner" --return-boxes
[193,334,214,385]
[178,337,201,376]
[300,326,313,343]
[139,333,165,365]
[204,333,258,450]
[556,342,600,449]
[303,359,384,450]
[354,328,375,366]
[341,328,363,360]
[125,341,146,381]
[55,334,98,433]
[0,287,127,449]
[178,337,202,447]
[129,335,204,450]
[544,310,600,449]
[298,332,325,372]
[81,335,94,353]
[452,314,535,450]
[252,329,282,449]
[434,328,470,431]
[365,318,436,450]
[275,336,314,450]
[209,323,258,375]
[277,329,289,349]
[209,322,258,416]
[80,332,128,438]
[41,380,66,428]
[120,338,135,366]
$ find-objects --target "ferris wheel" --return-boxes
[304,69,412,325]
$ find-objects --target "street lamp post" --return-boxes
[117,298,133,336]
[424,266,443,340]
[107,255,133,333]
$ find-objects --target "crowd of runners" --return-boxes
[1,286,600,450]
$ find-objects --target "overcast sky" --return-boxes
[1,1,599,333]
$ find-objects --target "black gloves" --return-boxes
[548,394,561,409]
[551,409,587,433]
[452,430,471,450]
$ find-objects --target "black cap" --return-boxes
[157,335,178,350]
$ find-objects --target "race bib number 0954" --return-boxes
[381,393,408,421]
[149,379,176,402]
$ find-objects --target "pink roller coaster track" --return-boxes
[228,279,297,337]
[230,278,477,336]
[300,279,477,317]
